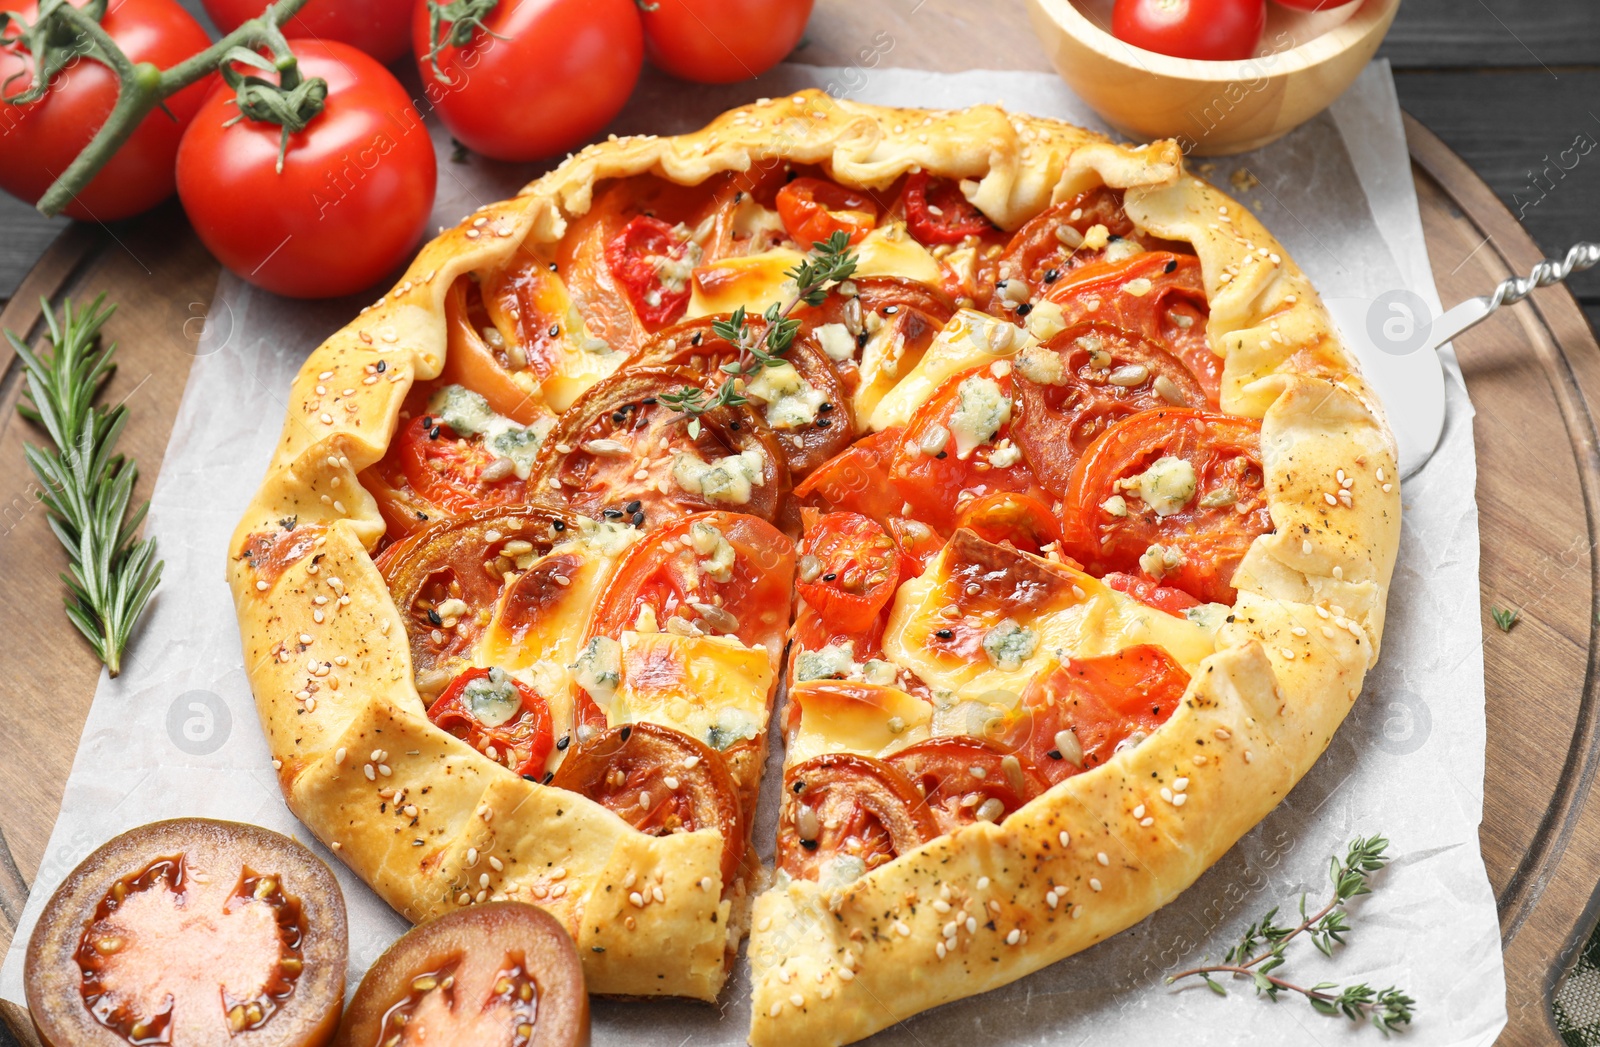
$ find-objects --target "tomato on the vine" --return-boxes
[640,0,814,84]
[0,0,213,221]
[1111,0,1266,61]
[412,0,643,162]
[201,0,413,63]
[176,39,437,299]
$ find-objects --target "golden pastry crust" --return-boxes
[227,90,1399,1027]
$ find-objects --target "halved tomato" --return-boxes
[990,186,1185,303]
[605,215,697,328]
[1103,572,1202,616]
[428,666,555,778]
[1009,326,1205,498]
[586,511,795,652]
[952,491,1063,554]
[336,902,587,1047]
[26,819,345,1047]
[889,366,1041,535]
[886,736,1047,836]
[903,171,997,245]
[442,271,553,424]
[1044,251,1220,403]
[777,753,937,882]
[376,504,581,694]
[1060,408,1271,606]
[1018,645,1191,785]
[635,315,854,476]
[795,511,905,636]
[550,722,745,890]
[793,425,906,526]
[775,176,878,247]
[527,366,788,528]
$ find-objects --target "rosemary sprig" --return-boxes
[1167,835,1414,1035]
[1490,606,1519,633]
[666,230,858,437]
[9,296,163,676]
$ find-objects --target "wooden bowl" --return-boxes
[1025,0,1400,154]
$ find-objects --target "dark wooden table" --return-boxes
[0,3,1596,1046]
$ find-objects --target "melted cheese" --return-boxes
[850,225,944,286]
[511,271,622,413]
[686,249,807,318]
[612,631,774,752]
[785,681,933,764]
[881,547,1215,701]
[868,310,1034,431]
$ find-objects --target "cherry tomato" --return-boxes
[604,216,698,328]
[26,819,346,1047]
[1103,572,1202,616]
[551,722,745,889]
[177,40,436,299]
[1111,0,1266,61]
[441,273,551,424]
[1018,646,1191,785]
[796,511,905,636]
[887,737,1046,835]
[337,903,588,1047]
[903,172,996,245]
[202,0,412,63]
[778,753,936,882]
[1060,408,1271,605]
[0,0,212,221]
[952,491,1063,554]
[640,0,813,84]
[427,666,555,778]
[587,511,795,653]
[413,0,643,162]
[775,177,879,248]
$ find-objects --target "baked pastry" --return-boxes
[228,90,1399,1041]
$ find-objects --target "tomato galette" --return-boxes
[229,91,1399,1045]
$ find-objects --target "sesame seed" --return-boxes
[936,941,947,959]
[1173,794,1188,806]
[1140,817,1155,827]
[790,993,804,1008]
[480,873,490,888]
[894,921,911,937]
[1174,777,1189,791]
[1161,787,1174,802]
[944,920,958,938]
[363,764,375,781]
[1324,493,1338,506]
[1214,728,1231,740]
[1244,750,1254,763]
[255,580,268,591]
[335,748,346,764]
[1090,878,1102,891]
[629,891,644,907]
[838,966,855,980]
[976,876,990,890]
[769,1002,783,1018]
[1132,804,1146,818]
[965,917,977,933]
[1059,830,1071,847]
[489,856,504,871]
[1072,905,1084,919]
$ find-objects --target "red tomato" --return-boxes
[1060,408,1271,605]
[777,753,936,882]
[201,0,412,62]
[1271,0,1348,8]
[413,0,643,162]
[1103,572,1202,616]
[392,413,527,515]
[796,512,905,636]
[176,40,436,299]
[903,172,996,245]
[953,491,1063,555]
[428,666,555,777]
[886,737,1046,835]
[1111,0,1266,61]
[605,215,695,328]
[775,177,878,248]
[1019,646,1192,785]
[441,274,550,424]
[640,0,813,84]
[793,426,906,526]
[0,0,212,220]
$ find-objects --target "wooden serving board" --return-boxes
[0,5,1593,1043]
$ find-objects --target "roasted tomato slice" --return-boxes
[604,215,697,329]
[952,490,1063,555]
[777,753,937,883]
[376,503,581,695]
[903,171,997,245]
[990,186,1184,305]
[775,176,879,247]
[1061,408,1271,606]
[26,819,345,1047]
[336,902,588,1047]
[796,510,905,636]
[1044,251,1220,403]
[443,271,555,424]
[889,366,1041,535]
[1009,327,1205,497]
[587,511,795,651]
[428,667,555,778]
[793,425,906,525]
[635,315,854,476]
[886,736,1047,835]
[550,722,745,890]
[1103,572,1202,616]
[1018,645,1192,786]
[527,366,788,528]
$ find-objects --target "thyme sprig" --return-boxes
[9,297,162,676]
[1167,835,1414,1035]
[663,231,857,437]
[1490,606,1519,633]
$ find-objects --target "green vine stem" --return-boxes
[0,0,316,217]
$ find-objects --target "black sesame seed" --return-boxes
[884,305,899,315]
[427,609,443,626]
[625,500,642,512]
[602,509,623,519]
[556,735,571,750]
[612,411,627,424]
[548,324,560,338]
[422,415,434,428]
[935,450,948,459]
[800,839,819,850]
[818,402,834,412]
[1016,302,1033,317]
[1044,268,1060,284]
[935,628,953,639]
[1164,259,1178,273]
[643,397,658,405]
[729,421,741,430]
[1046,749,1063,760]
[792,780,806,793]
[592,946,606,953]
[856,331,869,349]
[734,191,744,203]
[542,771,554,784]
[1108,234,1122,242]
[816,417,832,429]
[691,331,703,345]
[620,725,632,741]
[523,774,538,781]
[552,519,566,531]
[823,572,837,582]
[548,262,558,272]
[376,360,387,372]
[415,511,429,520]
[631,511,645,526]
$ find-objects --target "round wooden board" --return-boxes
[0,45,1593,1047]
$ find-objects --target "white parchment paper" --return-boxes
[2,61,1506,1045]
